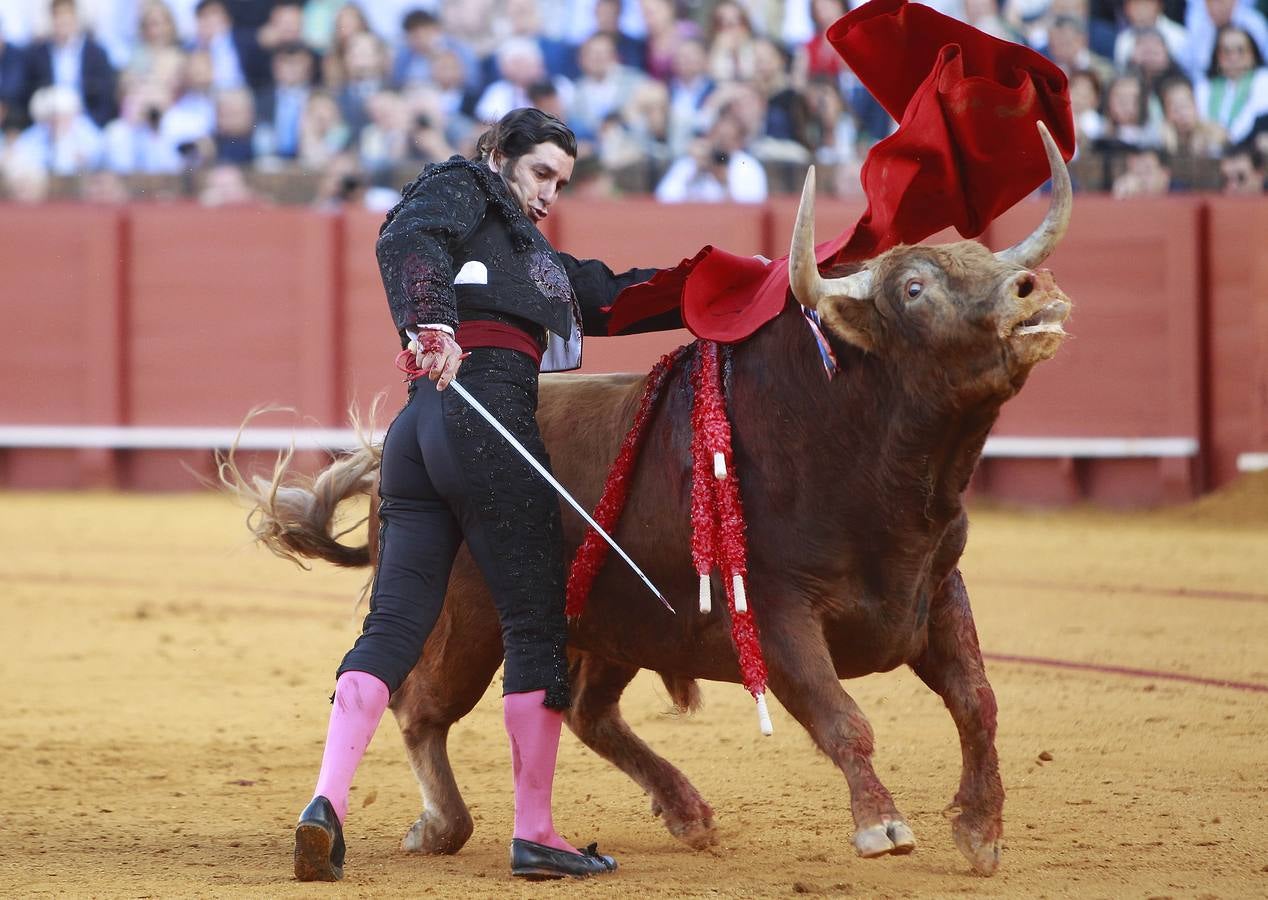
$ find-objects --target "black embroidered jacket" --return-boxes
[376,156,668,371]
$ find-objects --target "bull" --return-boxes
[227,124,1072,876]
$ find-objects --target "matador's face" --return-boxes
[490,143,575,226]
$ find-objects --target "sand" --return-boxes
[2,486,1267,898]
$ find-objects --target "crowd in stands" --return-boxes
[0,0,1265,207]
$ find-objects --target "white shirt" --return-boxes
[51,36,86,90]
[655,150,768,204]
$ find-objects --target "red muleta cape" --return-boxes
[603,0,1075,343]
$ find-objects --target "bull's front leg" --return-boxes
[762,614,916,860]
[909,568,1003,876]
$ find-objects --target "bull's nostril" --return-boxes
[1016,275,1034,299]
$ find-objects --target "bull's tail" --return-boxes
[216,406,381,569]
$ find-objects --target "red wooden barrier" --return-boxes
[0,196,1252,502]
[976,195,1204,505]
[1205,197,1268,487]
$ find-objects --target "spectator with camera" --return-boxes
[103,76,183,173]
[654,105,767,202]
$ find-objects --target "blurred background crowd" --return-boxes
[0,0,1265,207]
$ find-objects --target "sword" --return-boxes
[448,378,675,614]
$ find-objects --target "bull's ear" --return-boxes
[816,294,881,353]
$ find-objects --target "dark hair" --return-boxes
[194,0,226,15]
[403,9,438,31]
[50,0,76,12]
[473,107,578,162]
[1209,24,1264,78]
[1224,139,1264,168]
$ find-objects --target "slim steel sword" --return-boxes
[448,378,674,614]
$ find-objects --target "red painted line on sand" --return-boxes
[1,571,356,604]
[984,652,1268,694]
[976,578,1268,604]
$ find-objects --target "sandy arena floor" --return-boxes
[3,480,1267,898]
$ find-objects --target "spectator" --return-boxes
[103,77,183,172]
[474,37,572,124]
[125,0,185,88]
[707,0,758,83]
[247,0,308,89]
[591,0,646,71]
[79,167,131,202]
[1100,72,1161,148]
[296,88,349,168]
[1219,139,1266,191]
[312,150,397,210]
[335,31,388,133]
[964,0,1025,42]
[255,41,315,159]
[1128,27,1187,122]
[1,21,26,130]
[162,49,216,151]
[1185,0,1268,81]
[612,77,672,175]
[750,37,810,146]
[1070,68,1108,142]
[9,84,104,173]
[1044,15,1116,86]
[393,9,441,88]
[321,2,370,89]
[23,0,118,127]
[666,37,714,153]
[198,161,258,204]
[1,157,51,201]
[190,0,247,90]
[793,0,847,84]
[527,78,568,121]
[655,108,767,202]
[641,0,691,82]
[1114,0,1190,72]
[211,86,255,163]
[357,88,409,177]
[568,32,646,140]
[405,103,456,164]
[427,46,478,136]
[1159,74,1228,157]
[1111,145,1177,195]
[359,0,426,46]
[493,0,576,80]
[1195,24,1268,142]
[804,76,861,169]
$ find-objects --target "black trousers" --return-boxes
[338,347,571,708]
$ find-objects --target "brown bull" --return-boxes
[228,124,1072,876]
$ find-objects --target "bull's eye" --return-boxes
[905,279,924,300]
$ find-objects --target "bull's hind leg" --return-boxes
[565,654,717,849]
[910,569,1003,876]
[389,578,504,855]
[763,616,917,860]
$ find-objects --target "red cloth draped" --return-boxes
[604,0,1075,343]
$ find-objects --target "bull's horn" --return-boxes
[994,120,1072,270]
[789,166,873,311]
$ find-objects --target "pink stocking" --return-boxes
[503,689,577,854]
[312,670,391,823]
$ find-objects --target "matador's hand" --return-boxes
[409,330,466,391]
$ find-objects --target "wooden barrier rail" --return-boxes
[0,195,1263,504]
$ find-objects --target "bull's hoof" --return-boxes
[948,811,1001,876]
[652,797,718,849]
[400,810,472,855]
[853,820,917,858]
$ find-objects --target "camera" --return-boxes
[711,149,730,167]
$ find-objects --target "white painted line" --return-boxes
[1237,453,1268,472]
[0,427,1199,459]
[0,425,382,451]
[982,436,1198,458]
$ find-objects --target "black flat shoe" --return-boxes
[294,795,346,882]
[510,839,618,880]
